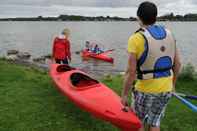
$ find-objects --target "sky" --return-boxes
[1,0,197,18]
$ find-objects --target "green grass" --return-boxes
[0,59,197,131]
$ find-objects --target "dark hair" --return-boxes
[137,1,157,25]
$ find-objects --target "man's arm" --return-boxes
[172,48,181,90]
[52,38,57,62]
[67,41,71,61]
[121,53,137,106]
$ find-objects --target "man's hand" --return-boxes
[121,95,131,112]
[121,95,128,106]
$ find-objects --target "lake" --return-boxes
[0,21,196,75]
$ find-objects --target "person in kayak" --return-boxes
[85,41,90,51]
[121,1,181,131]
[93,44,99,53]
[52,28,71,64]
[85,41,95,52]
[93,44,104,54]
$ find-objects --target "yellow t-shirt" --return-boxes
[128,32,173,93]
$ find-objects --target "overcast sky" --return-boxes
[1,0,197,18]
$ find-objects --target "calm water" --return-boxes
[0,21,197,74]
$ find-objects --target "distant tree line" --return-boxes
[1,13,197,21]
[0,15,136,21]
[158,13,197,21]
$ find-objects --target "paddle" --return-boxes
[103,49,115,53]
[173,93,197,112]
[74,50,82,55]
[97,49,115,55]
[74,49,115,55]
[176,92,197,100]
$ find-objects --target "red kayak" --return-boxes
[50,64,141,131]
[81,49,114,63]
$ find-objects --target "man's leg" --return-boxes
[139,126,145,131]
[139,124,159,131]
[132,91,150,131]
[55,59,61,64]
[62,58,68,65]
[148,93,172,131]
[150,127,160,131]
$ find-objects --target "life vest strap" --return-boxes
[137,66,173,79]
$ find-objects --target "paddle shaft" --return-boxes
[94,49,115,56]
[176,93,197,100]
[173,93,197,112]
[185,95,197,100]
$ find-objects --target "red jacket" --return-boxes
[52,36,71,60]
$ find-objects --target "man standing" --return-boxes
[121,2,181,131]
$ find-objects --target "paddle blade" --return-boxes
[100,49,115,55]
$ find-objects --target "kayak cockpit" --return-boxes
[56,64,75,72]
[55,64,100,89]
[70,73,99,88]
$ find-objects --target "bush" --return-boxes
[179,63,197,80]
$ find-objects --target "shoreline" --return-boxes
[2,49,124,79]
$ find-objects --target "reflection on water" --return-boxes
[0,21,197,76]
[70,53,122,78]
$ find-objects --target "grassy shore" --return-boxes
[0,59,197,131]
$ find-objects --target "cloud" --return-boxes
[0,0,136,7]
[0,0,174,7]
[0,4,137,18]
[0,0,197,18]
[160,0,197,15]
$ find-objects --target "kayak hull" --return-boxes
[50,64,141,130]
[81,50,114,63]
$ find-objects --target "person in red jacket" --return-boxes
[52,28,71,64]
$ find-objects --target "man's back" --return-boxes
[128,25,175,93]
